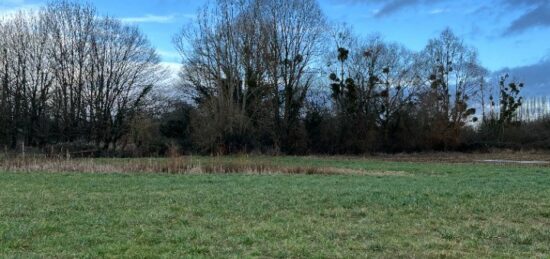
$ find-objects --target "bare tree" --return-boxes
[0,1,162,152]
[174,0,326,153]
[44,1,96,142]
[0,11,52,148]
[87,17,161,150]
[417,28,485,148]
[174,0,261,153]
[261,0,326,152]
[327,29,419,152]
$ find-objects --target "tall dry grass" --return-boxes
[0,155,402,176]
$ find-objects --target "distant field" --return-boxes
[0,156,549,257]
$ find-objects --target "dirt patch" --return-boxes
[477,160,550,165]
[364,151,550,164]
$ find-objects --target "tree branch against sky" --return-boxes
[2,1,549,73]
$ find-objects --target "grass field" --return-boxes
[0,156,549,257]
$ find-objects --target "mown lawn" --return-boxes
[0,157,549,257]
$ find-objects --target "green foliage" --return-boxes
[478,75,525,147]
[337,47,349,62]
[498,74,524,125]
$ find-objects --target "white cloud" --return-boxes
[181,13,196,19]
[159,61,183,84]
[120,14,175,24]
[160,61,182,72]
[158,50,181,60]
[429,8,449,15]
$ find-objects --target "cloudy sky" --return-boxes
[1,0,549,95]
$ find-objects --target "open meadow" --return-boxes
[0,155,549,257]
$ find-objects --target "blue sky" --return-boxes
[1,0,550,94]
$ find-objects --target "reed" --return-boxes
[0,155,405,176]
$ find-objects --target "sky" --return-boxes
[1,0,549,95]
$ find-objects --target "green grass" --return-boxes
[0,157,549,257]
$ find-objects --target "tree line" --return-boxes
[0,1,161,154]
[0,0,543,156]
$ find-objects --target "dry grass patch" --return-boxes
[0,156,407,176]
